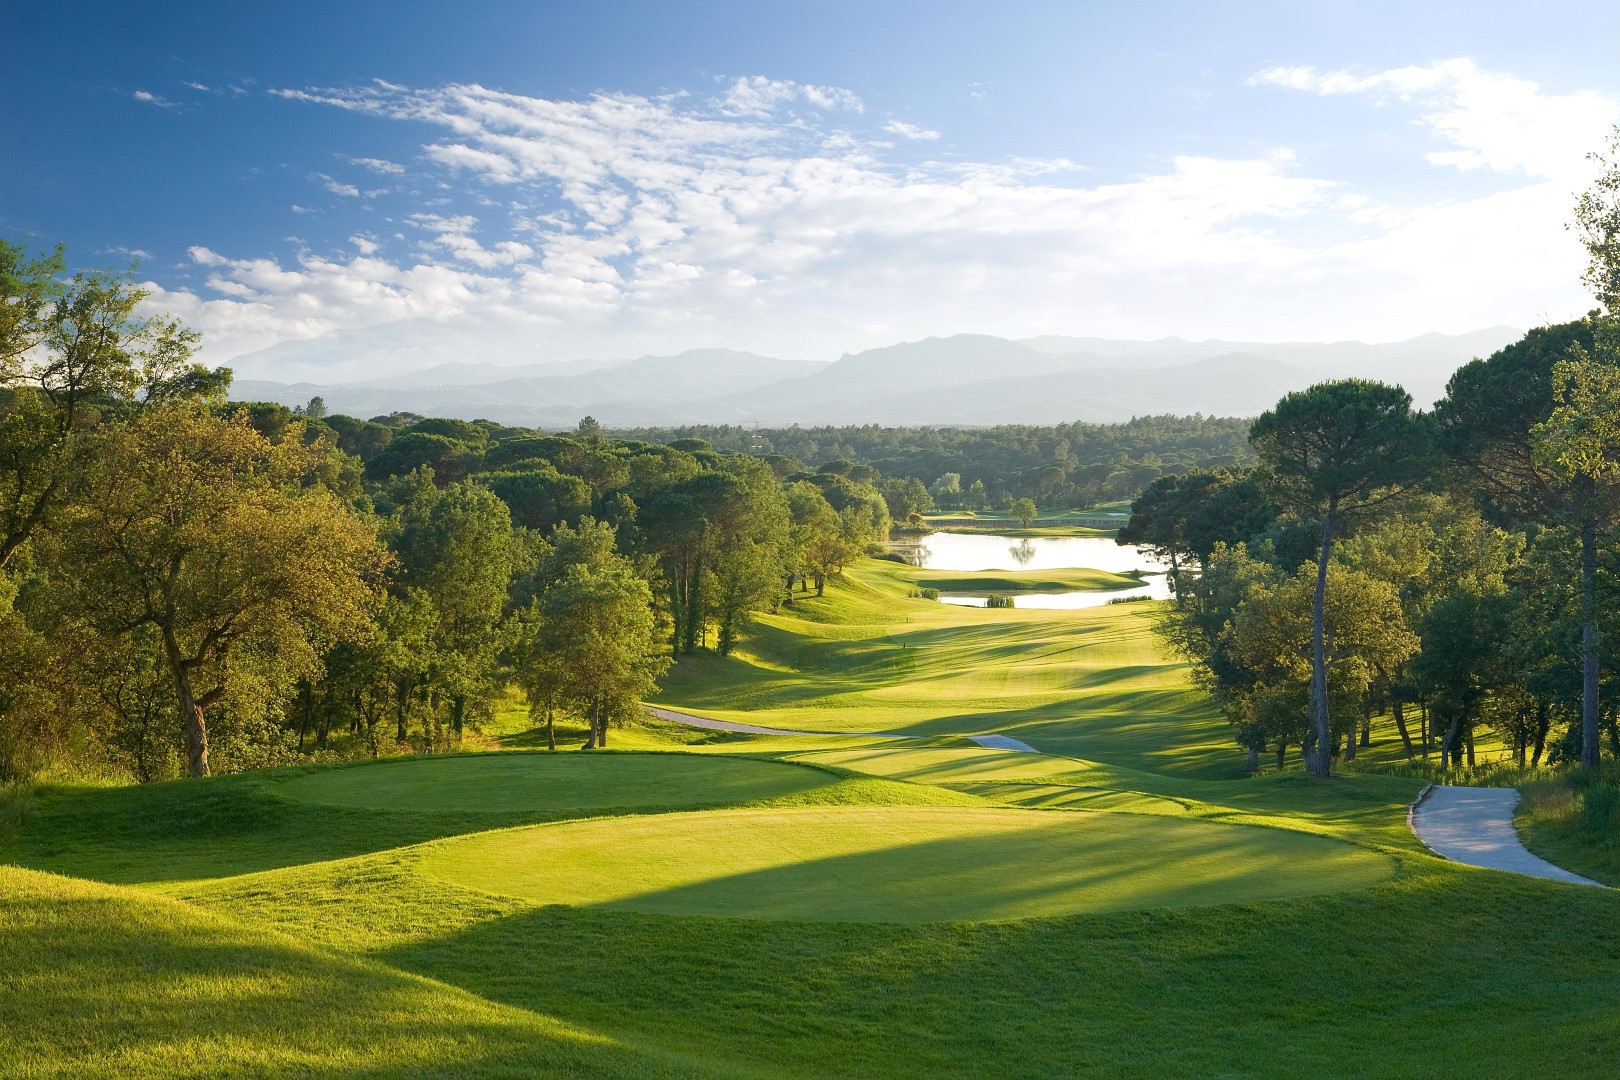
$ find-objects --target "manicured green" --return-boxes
[276,750,832,813]
[419,805,1393,922]
[901,565,1142,593]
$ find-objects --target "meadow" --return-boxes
[3,559,1618,1078]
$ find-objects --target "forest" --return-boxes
[8,161,1620,789]
[1128,316,1620,778]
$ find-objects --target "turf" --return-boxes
[0,865,720,1080]
[419,805,1394,922]
[653,561,1243,777]
[276,750,833,813]
[900,566,1143,593]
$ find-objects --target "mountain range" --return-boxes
[228,327,1524,427]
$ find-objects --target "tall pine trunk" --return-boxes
[1307,499,1336,778]
[1581,517,1601,771]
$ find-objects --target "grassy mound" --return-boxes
[276,751,833,813]
[902,566,1142,593]
[417,806,1395,923]
[0,865,714,1079]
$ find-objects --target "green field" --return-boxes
[420,805,1393,922]
[277,751,833,812]
[4,556,1619,1077]
[899,565,1143,593]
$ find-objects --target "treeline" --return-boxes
[1127,142,1620,780]
[0,244,890,784]
[612,416,1254,509]
[1132,318,1620,775]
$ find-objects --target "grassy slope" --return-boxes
[899,565,1143,593]
[5,557,1620,1077]
[1515,774,1620,885]
[418,805,1394,922]
[0,865,720,1080]
[655,560,1244,778]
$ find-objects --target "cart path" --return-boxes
[645,707,1040,754]
[1410,785,1604,887]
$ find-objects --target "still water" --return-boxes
[896,532,1172,610]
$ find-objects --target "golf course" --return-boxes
[3,554,1618,1079]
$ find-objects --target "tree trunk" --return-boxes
[1581,517,1601,771]
[1307,501,1336,778]
[1275,741,1287,770]
[545,706,556,752]
[1419,701,1429,755]
[161,628,210,778]
[1360,715,1371,749]
[595,698,607,747]
[1245,745,1259,774]
[1168,550,1183,609]
[1532,702,1550,767]
[1392,698,1415,760]
[1439,708,1465,767]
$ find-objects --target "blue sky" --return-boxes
[6,1,1620,378]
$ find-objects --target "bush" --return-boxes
[985,594,1015,608]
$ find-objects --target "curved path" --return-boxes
[645,707,1040,754]
[1411,785,1604,887]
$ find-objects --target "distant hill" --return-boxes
[231,328,1524,426]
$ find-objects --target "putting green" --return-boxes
[419,806,1395,922]
[275,752,833,813]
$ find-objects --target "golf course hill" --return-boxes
[3,556,1618,1078]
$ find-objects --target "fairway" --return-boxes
[419,806,1395,922]
[276,751,834,813]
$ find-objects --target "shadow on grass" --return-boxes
[0,866,718,1079]
[375,862,1620,1080]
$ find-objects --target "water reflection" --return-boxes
[897,532,1167,575]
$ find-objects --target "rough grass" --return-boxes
[1516,769,1620,885]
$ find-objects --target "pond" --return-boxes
[894,531,1173,610]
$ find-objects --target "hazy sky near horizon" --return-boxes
[7,1,1620,376]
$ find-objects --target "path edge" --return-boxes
[1406,782,1438,856]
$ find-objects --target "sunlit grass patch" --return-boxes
[416,806,1396,923]
[275,750,834,813]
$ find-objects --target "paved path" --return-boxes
[1411,785,1604,887]
[645,707,1040,754]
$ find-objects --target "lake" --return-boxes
[895,531,1172,609]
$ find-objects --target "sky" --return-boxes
[6,1,1620,380]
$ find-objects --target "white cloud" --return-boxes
[156,65,1619,376]
[884,120,941,141]
[312,173,361,197]
[718,76,863,117]
[342,154,406,174]
[132,90,177,108]
[1250,58,1618,182]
